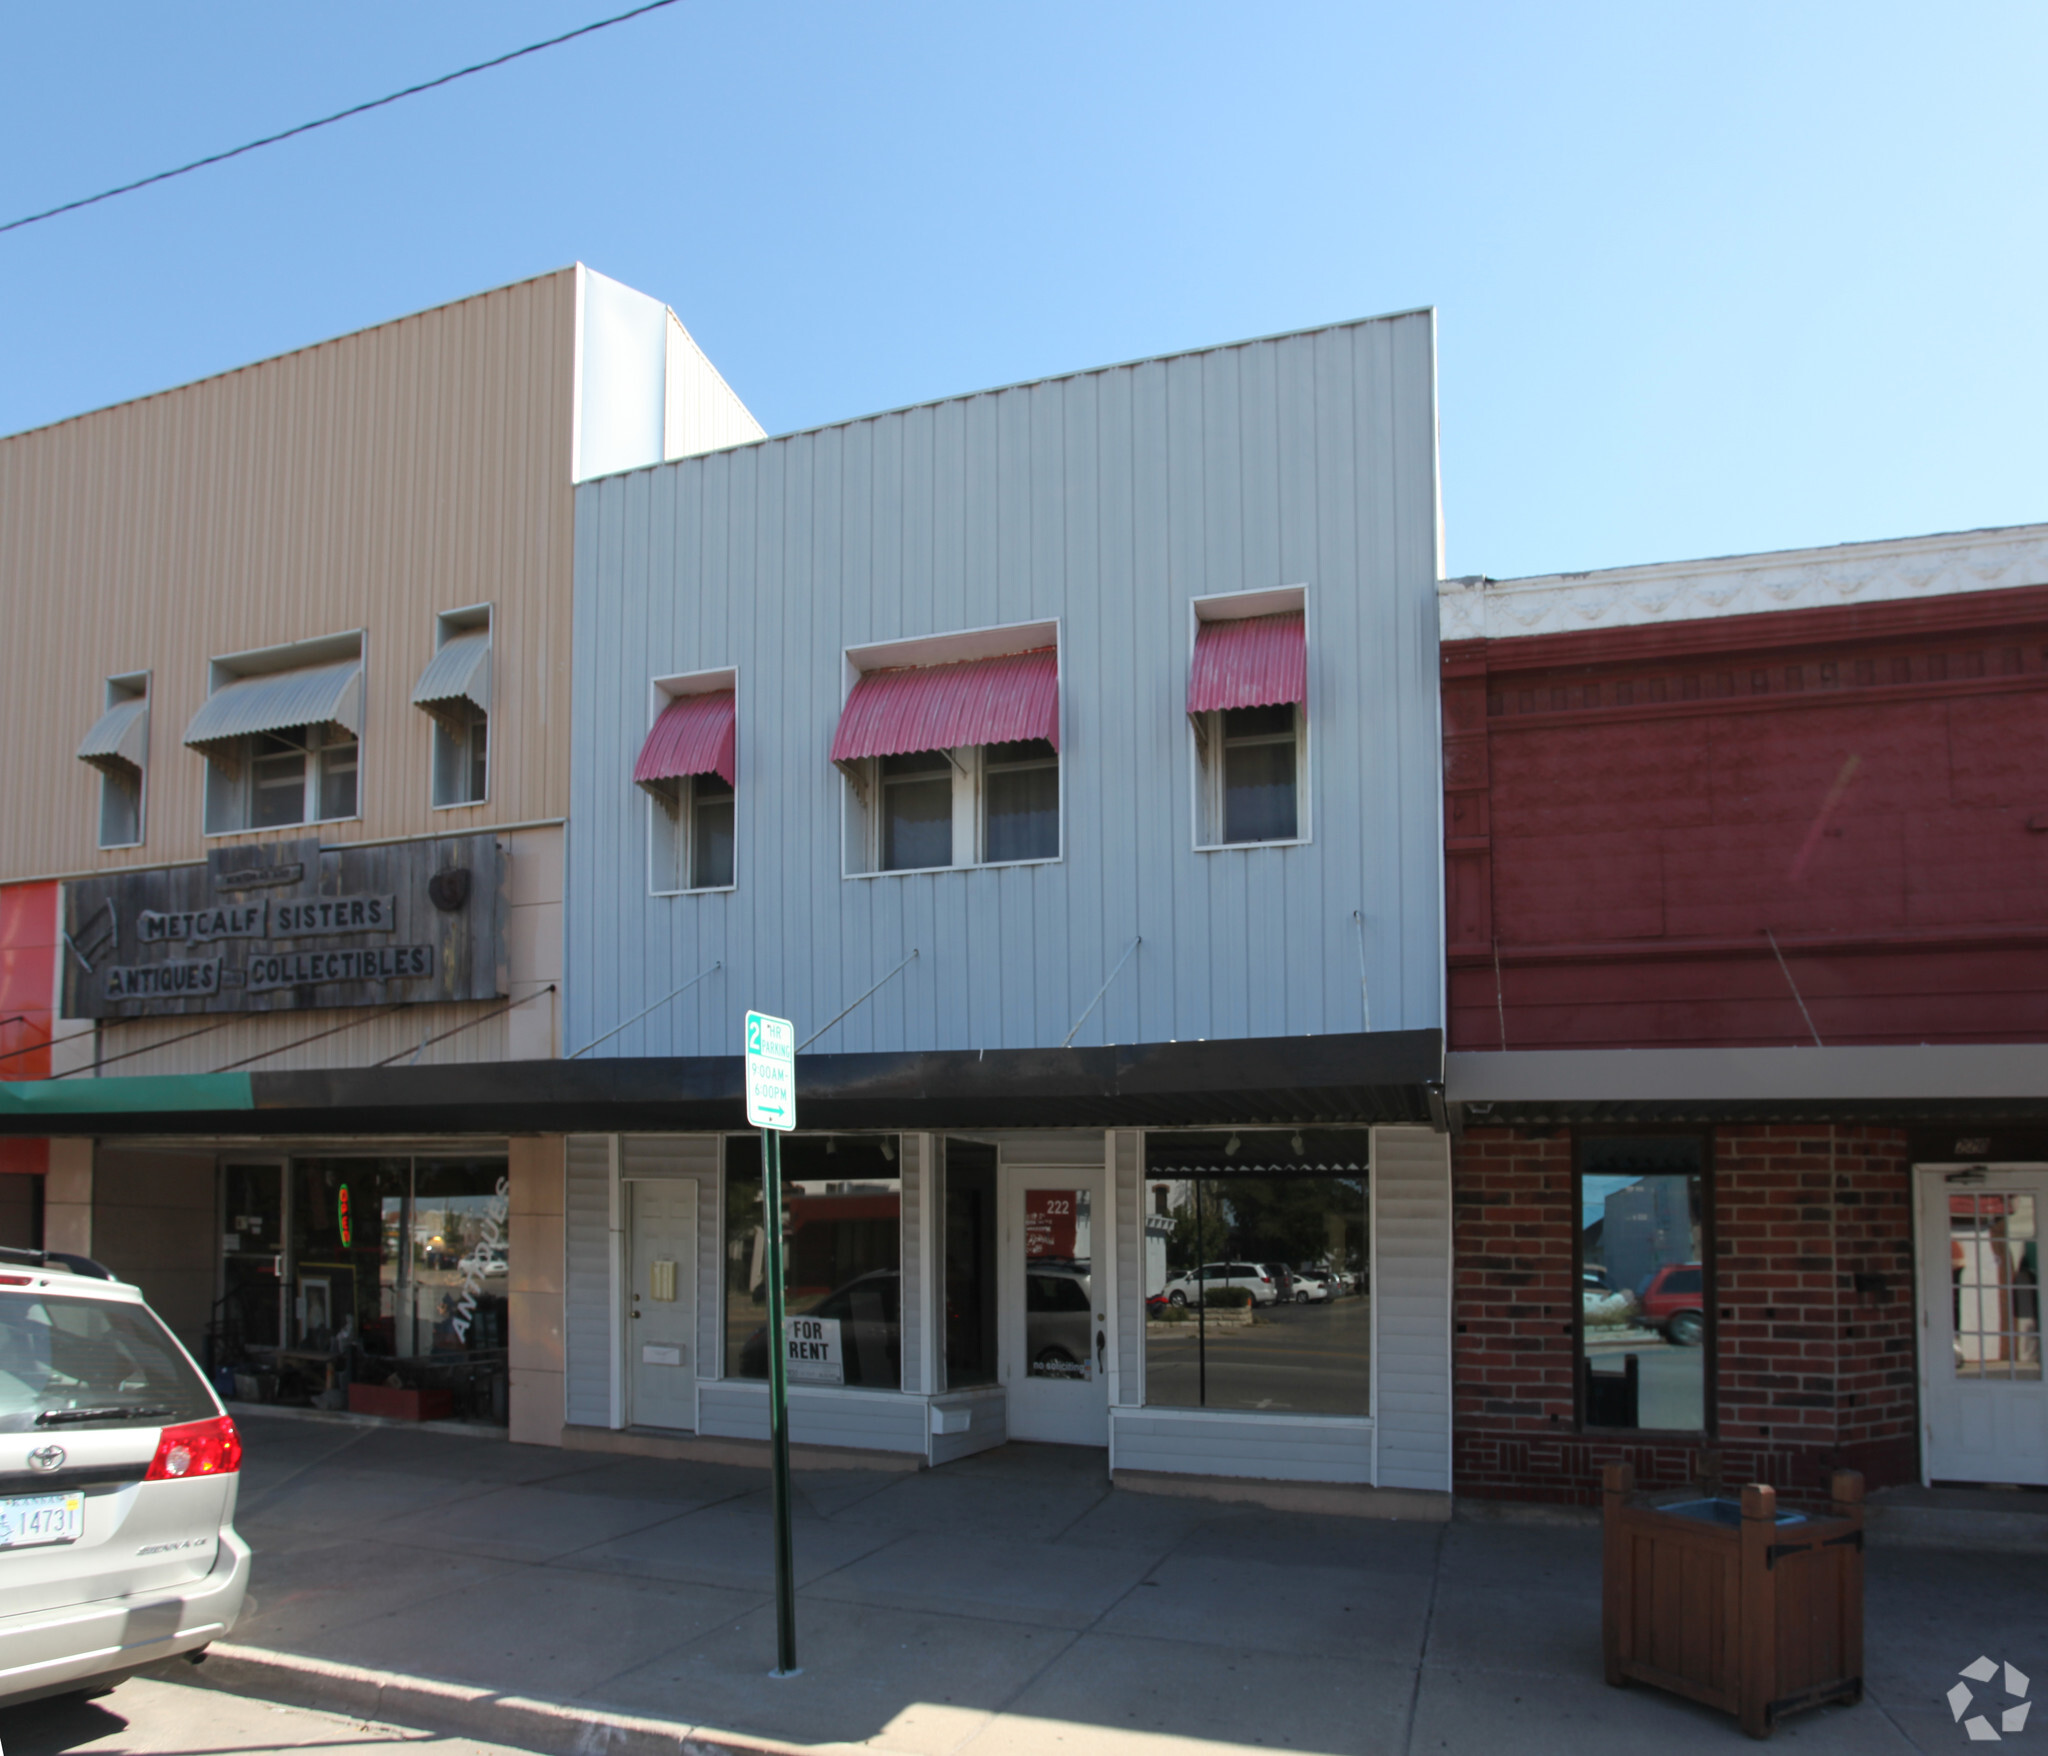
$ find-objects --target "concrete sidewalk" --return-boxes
[154,1414,2047,1754]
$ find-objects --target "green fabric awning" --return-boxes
[0,1075,253,1118]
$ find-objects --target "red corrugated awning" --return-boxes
[831,647,1059,763]
[635,690,736,789]
[1187,612,1306,715]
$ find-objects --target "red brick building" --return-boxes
[1439,524,2048,1504]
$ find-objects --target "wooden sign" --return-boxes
[61,835,505,1018]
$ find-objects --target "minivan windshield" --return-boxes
[0,1292,215,1434]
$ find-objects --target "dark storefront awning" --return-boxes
[0,1030,1443,1139]
[1448,1045,2048,1127]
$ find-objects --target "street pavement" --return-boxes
[3,1410,2042,1756]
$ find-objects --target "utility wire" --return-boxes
[0,0,683,237]
[48,1015,239,1078]
[376,985,556,1066]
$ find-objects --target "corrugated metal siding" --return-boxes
[568,312,1442,1058]
[0,269,579,884]
[665,312,768,462]
[1188,613,1306,713]
[1371,1124,1451,1492]
[830,648,1060,761]
[565,1134,613,1429]
[1112,1129,1142,1401]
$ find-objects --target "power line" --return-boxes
[0,0,682,238]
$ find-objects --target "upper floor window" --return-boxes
[413,607,491,808]
[636,672,737,893]
[835,628,1061,876]
[1189,593,1307,849]
[77,672,150,848]
[188,634,363,835]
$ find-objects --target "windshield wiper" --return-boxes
[35,1403,178,1427]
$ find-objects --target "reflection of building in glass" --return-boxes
[1951,1194,2041,1377]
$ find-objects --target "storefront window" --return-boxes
[724,1135,902,1388]
[942,1139,998,1388]
[284,1154,510,1423]
[1577,1135,1707,1431]
[1144,1130,1370,1416]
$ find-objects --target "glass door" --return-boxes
[219,1161,285,1351]
[999,1163,1109,1446]
[1918,1167,2045,1485]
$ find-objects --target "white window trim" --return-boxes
[1188,586,1312,853]
[199,629,368,839]
[426,602,492,812]
[94,670,150,850]
[647,666,739,898]
[839,618,1063,880]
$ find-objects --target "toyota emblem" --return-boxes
[26,1445,65,1473]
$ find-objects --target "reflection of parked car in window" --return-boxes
[1636,1264,1705,1346]
[1289,1270,1332,1304]
[739,1268,903,1385]
[1026,1266,1094,1373]
[1162,1263,1278,1307]
[1581,1267,1637,1327]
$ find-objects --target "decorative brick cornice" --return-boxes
[1441,521,2048,643]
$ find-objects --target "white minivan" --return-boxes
[0,1247,251,1706]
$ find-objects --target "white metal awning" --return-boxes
[410,632,491,717]
[184,659,364,752]
[76,697,149,774]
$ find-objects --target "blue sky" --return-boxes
[2,2,2043,580]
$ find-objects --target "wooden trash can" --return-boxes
[1602,1458,1865,1739]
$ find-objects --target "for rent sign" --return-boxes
[784,1315,843,1385]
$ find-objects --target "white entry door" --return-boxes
[627,1179,698,1431]
[1000,1163,1110,1446]
[1917,1166,2045,1485]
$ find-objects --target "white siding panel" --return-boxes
[1111,1410,1374,1484]
[1371,1125,1451,1492]
[929,1387,1008,1467]
[698,1383,927,1454]
[564,1134,612,1429]
[1113,1130,1143,1402]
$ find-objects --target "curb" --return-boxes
[172,1644,869,1756]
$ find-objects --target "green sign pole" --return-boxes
[744,1009,799,1676]
[761,1122,799,1676]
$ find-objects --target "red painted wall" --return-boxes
[1445,585,2048,1049]
[0,880,57,1179]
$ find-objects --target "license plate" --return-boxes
[0,1492,85,1550]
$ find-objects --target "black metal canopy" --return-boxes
[4,1029,1444,1138]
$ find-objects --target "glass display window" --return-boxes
[1576,1134,1709,1432]
[724,1134,901,1387]
[1143,1130,1370,1416]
